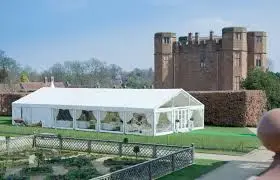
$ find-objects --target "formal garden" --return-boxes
[0,141,226,180]
[0,132,199,180]
[0,147,151,180]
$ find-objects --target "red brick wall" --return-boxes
[189,90,267,127]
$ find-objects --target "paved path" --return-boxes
[196,128,273,180]
[92,156,113,175]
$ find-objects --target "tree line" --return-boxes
[0,50,154,88]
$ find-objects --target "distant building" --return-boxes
[0,76,65,93]
[154,27,267,90]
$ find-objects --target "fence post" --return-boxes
[119,142,123,157]
[191,143,194,164]
[59,137,63,150]
[32,135,36,148]
[5,136,10,154]
[87,140,91,153]
[152,145,157,158]
[148,162,152,180]
[171,154,175,171]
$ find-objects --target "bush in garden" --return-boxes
[123,138,128,143]
[20,166,53,176]
[109,165,123,172]
[65,167,100,180]
[133,146,140,159]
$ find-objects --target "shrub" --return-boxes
[133,146,140,159]
[46,175,66,180]
[109,165,123,172]
[47,156,92,168]
[242,69,280,110]
[20,166,53,176]
[5,174,28,180]
[123,138,128,144]
[65,167,100,180]
[104,157,146,166]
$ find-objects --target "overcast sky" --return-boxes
[0,0,279,72]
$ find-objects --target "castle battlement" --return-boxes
[176,31,222,47]
[154,26,268,91]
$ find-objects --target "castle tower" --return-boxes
[221,27,248,90]
[247,31,267,71]
[154,32,176,88]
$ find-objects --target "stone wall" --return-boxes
[0,93,26,116]
[189,90,267,127]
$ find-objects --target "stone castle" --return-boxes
[154,27,267,91]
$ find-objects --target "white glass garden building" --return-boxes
[12,87,204,136]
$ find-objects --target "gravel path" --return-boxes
[92,156,113,175]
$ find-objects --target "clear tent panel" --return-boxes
[100,111,124,132]
[155,111,173,134]
[125,111,153,135]
[76,110,98,131]
[191,107,204,128]
[54,108,73,129]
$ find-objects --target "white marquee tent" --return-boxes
[12,87,204,136]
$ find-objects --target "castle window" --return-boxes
[200,53,206,68]
[163,37,170,44]
[235,33,242,40]
[256,36,262,43]
[200,62,206,68]
[234,76,240,90]
[234,52,241,67]
[163,56,169,61]
[256,58,262,67]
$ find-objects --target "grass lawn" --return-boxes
[0,116,260,155]
[159,159,226,180]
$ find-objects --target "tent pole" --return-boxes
[123,112,126,134]
[97,111,100,132]
[73,109,76,129]
[153,111,156,136]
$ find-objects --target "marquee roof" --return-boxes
[12,87,203,111]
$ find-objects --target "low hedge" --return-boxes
[20,166,53,176]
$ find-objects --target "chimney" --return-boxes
[188,33,192,44]
[50,76,55,88]
[44,77,48,85]
[210,30,214,40]
[195,32,199,43]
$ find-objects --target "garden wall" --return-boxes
[189,90,267,127]
[0,93,26,116]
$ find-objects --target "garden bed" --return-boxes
[1,149,104,180]
[104,156,147,172]
[0,148,151,180]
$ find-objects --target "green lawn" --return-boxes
[159,159,226,180]
[0,116,12,125]
[0,116,260,155]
